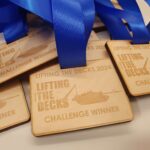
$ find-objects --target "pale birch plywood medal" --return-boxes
[106,41,150,96]
[30,40,133,136]
[0,81,30,131]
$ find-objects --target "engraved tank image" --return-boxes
[54,85,121,107]
[59,85,112,105]
[0,100,6,109]
[72,91,109,105]
[0,44,48,69]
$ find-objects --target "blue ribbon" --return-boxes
[0,1,28,43]
[146,0,150,6]
[0,0,95,68]
[95,0,150,44]
[1,0,150,69]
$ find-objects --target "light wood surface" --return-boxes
[1,1,150,149]
[30,40,132,136]
[0,32,150,150]
[107,41,150,96]
[0,81,30,131]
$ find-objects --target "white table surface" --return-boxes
[1,1,150,149]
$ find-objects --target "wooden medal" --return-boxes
[30,39,133,136]
[106,40,150,96]
[0,81,30,131]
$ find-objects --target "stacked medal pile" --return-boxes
[0,0,150,137]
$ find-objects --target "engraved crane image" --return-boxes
[143,58,149,69]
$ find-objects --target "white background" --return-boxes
[1,0,150,149]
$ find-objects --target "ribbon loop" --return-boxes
[52,0,95,68]
[52,0,86,68]
[95,0,150,44]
